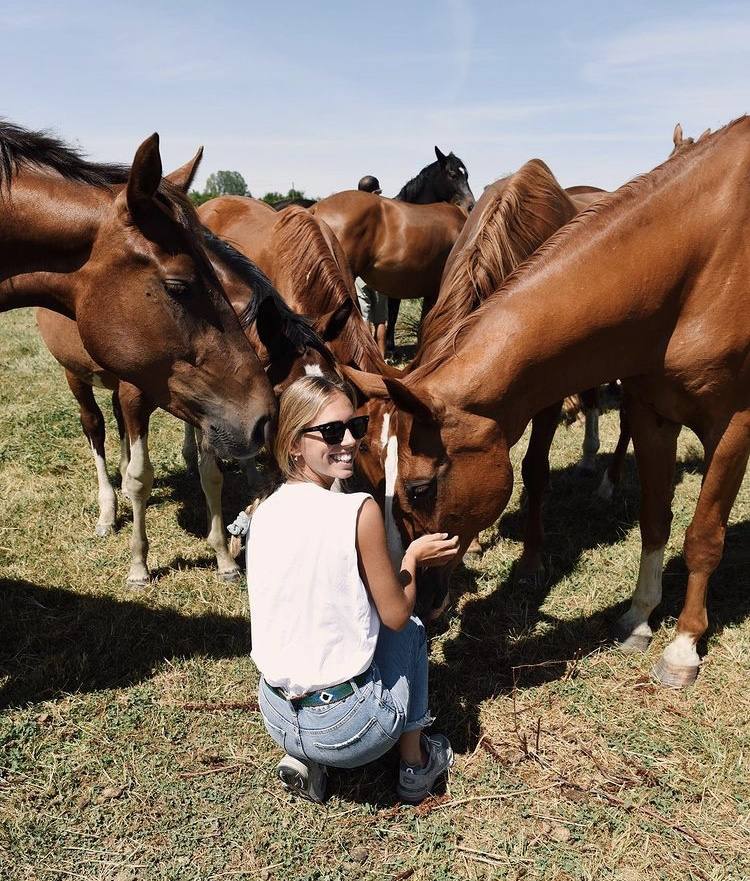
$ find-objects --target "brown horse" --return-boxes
[36,235,330,585]
[0,121,275,458]
[346,117,750,688]
[198,198,393,375]
[310,191,468,350]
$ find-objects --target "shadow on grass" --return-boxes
[0,578,249,709]
[431,450,747,755]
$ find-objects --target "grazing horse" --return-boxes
[346,117,750,688]
[37,236,330,585]
[312,147,475,351]
[0,121,274,458]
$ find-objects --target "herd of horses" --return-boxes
[3,117,748,693]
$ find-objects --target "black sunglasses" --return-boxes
[300,415,369,445]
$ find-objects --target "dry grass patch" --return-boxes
[1,307,749,880]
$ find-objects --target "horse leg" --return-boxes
[597,401,631,501]
[119,383,156,586]
[182,422,199,473]
[516,402,562,582]
[613,394,679,653]
[386,297,400,352]
[652,411,750,687]
[577,387,600,475]
[195,430,240,581]
[66,371,117,537]
[111,386,131,492]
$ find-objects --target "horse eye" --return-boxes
[164,279,192,296]
[406,478,437,506]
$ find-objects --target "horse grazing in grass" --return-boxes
[346,117,750,688]
[312,146,475,351]
[0,121,275,458]
[37,167,332,585]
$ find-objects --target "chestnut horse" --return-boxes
[37,235,331,585]
[346,117,750,688]
[0,121,275,458]
[312,147,474,350]
[198,198,393,376]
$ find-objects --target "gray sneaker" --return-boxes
[276,754,328,804]
[397,733,454,804]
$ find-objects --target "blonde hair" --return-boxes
[273,374,357,481]
[227,375,357,558]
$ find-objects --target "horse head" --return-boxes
[434,146,476,212]
[343,365,510,617]
[77,134,275,460]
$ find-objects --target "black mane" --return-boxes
[395,161,441,203]
[0,119,130,188]
[201,231,332,361]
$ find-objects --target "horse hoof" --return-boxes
[94,523,114,538]
[650,657,699,689]
[218,568,241,583]
[462,538,482,562]
[126,573,150,587]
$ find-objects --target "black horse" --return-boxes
[386,146,475,350]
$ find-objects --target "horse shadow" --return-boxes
[0,578,249,709]
[431,452,750,756]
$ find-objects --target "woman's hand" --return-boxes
[405,533,460,568]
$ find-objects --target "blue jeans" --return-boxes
[258,617,433,769]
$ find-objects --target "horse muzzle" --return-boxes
[204,413,270,461]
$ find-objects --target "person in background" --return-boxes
[355,175,389,358]
[243,375,459,804]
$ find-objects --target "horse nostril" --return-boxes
[252,415,270,450]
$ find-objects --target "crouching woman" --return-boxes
[246,375,459,804]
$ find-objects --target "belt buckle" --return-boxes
[318,690,334,704]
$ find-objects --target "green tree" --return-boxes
[188,190,213,207]
[260,187,311,206]
[204,170,250,197]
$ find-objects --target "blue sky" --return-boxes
[2,1,748,197]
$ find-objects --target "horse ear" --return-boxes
[698,128,711,141]
[255,296,298,361]
[165,146,204,193]
[318,299,354,342]
[127,133,163,212]
[673,123,683,148]
[384,377,438,423]
[434,146,447,164]
[340,365,389,399]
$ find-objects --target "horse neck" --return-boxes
[395,166,439,204]
[0,174,106,316]
[422,149,741,444]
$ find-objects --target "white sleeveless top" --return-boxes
[247,481,379,698]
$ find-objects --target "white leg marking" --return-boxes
[91,442,117,537]
[119,433,131,489]
[616,546,664,640]
[198,442,239,578]
[383,413,404,568]
[124,435,154,585]
[580,408,600,471]
[662,632,701,668]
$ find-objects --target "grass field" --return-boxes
[1,307,749,880]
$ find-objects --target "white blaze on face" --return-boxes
[304,363,324,376]
[382,411,404,567]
